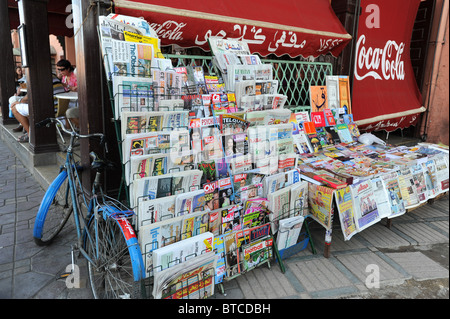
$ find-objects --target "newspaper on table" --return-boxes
[410,163,428,203]
[350,180,381,232]
[370,176,392,219]
[434,155,450,193]
[396,166,420,209]
[335,186,358,240]
[381,171,406,218]
[152,251,217,299]
[422,159,440,199]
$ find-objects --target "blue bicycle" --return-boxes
[33,117,145,299]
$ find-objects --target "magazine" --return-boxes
[241,237,273,272]
[381,171,406,218]
[152,251,217,299]
[339,76,352,114]
[309,86,328,113]
[175,189,206,216]
[326,75,340,109]
[334,187,358,240]
[180,210,210,240]
[350,180,380,231]
[308,183,334,230]
[212,234,227,284]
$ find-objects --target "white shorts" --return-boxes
[15,103,29,117]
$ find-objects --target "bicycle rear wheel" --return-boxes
[85,206,144,299]
[33,171,73,246]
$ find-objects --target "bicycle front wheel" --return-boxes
[85,211,144,299]
[33,171,73,246]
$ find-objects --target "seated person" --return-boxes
[10,75,66,143]
[9,66,27,132]
[56,59,78,129]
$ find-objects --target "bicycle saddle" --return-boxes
[89,152,116,172]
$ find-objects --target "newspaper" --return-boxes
[434,155,450,193]
[381,171,406,218]
[350,180,381,231]
[422,159,439,199]
[276,216,304,250]
[152,232,214,274]
[396,166,420,209]
[370,176,392,219]
[410,163,428,203]
[335,186,358,240]
[152,251,217,299]
[290,181,309,217]
[112,76,153,119]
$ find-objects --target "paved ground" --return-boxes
[0,136,448,300]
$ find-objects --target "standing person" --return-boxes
[57,59,79,129]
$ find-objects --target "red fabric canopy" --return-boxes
[112,0,352,58]
[8,0,73,37]
[352,0,425,132]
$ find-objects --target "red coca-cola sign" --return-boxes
[352,0,424,132]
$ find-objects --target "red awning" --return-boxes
[8,0,73,37]
[112,0,352,58]
[352,0,425,132]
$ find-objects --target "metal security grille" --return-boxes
[166,54,333,113]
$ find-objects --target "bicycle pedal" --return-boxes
[56,272,72,281]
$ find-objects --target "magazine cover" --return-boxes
[212,234,227,284]
[309,86,328,113]
[326,75,340,109]
[308,183,334,230]
[338,76,352,114]
[350,181,380,231]
[224,231,239,277]
[335,186,358,240]
[241,237,273,272]
[181,210,210,240]
[152,251,217,299]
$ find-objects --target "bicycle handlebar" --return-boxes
[36,117,105,143]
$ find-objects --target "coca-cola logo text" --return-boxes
[355,35,405,81]
[149,20,186,40]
